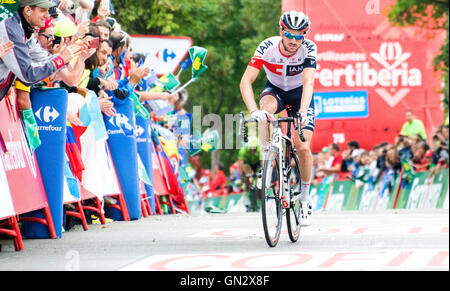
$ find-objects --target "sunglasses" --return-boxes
[38,33,55,41]
[283,31,305,41]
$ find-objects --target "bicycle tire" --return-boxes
[261,147,282,247]
[286,149,302,242]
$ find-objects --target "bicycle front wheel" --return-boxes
[261,147,282,247]
[286,151,302,242]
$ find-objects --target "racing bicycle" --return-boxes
[239,111,306,247]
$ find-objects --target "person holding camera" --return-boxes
[0,0,87,151]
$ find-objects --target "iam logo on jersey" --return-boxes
[34,106,60,123]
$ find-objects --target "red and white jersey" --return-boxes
[248,36,317,91]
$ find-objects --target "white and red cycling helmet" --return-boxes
[279,10,311,33]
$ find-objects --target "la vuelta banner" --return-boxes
[282,0,446,152]
[0,155,14,219]
[0,93,49,216]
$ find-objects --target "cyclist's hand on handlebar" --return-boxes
[299,111,307,128]
[251,110,270,122]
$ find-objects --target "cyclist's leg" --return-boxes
[289,101,315,226]
[284,88,315,201]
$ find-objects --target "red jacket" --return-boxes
[208,170,227,192]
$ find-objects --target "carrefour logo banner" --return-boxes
[131,35,193,76]
[313,90,369,120]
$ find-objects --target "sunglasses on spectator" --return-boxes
[282,30,305,41]
[38,33,55,41]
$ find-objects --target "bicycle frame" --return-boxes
[239,112,304,209]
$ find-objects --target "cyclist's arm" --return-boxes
[240,65,260,113]
[300,67,316,113]
[300,40,317,114]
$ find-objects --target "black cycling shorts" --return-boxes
[259,80,315,132]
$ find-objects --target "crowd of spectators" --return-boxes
[311,111,449,188]
[0,0,196,220]
[0,0,192,148]
[193,110,449,207]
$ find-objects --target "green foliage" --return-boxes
[388,0,449,118]
[112,0,281,170]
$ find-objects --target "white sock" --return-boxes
[300,180,311,201]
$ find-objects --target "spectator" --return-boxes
[203,163,227,197]
[385,146,402,174]
[109,30,128,80]
[311,147,331,184]
[0,0,85,152]
[53,15,80,47]
[36,17,55,53]
[237,136,262,192]
[349,150,372,182]
[82,39,116,94]
[397,134,414,161]
[430,134,449,167]
[434,124,449,149]
[348,140,360,153]
[36,17,95,88]
[400,110,427,141]
[317,143,343,177]
[89,20,111,41]
[412,141,430,171]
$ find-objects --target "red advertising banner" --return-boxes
[0,91,49,215]
[282,0,446,152]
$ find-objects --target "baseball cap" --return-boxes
[54,16,78,37]
[19,0,54,9]
[39,17,54,31]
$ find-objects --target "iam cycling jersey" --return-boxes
[248,36,317,92]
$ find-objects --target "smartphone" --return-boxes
[53,36,61,46]
[89,37,100,49]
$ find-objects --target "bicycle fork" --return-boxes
[270,125,290,209]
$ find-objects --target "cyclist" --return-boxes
[240,10,316,226]
[237,136,262,211]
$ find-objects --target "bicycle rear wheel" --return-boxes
[261,147,282,247]
[286,151,302,242]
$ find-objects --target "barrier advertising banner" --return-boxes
[104,97,141,220]
[0,157,14,219]
[0,92,48,216]
[135,114,156,214]
[282,0,446,152]
[26,87,69,238]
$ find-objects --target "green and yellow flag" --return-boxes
[158,72,180,92]
[129,92,150,120]
[201,129,219,153]
[0,1,16,22]
[189,46,208,80]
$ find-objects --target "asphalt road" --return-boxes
[0,208,448,271]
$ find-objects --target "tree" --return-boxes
[112,0,281,171]
[388,0,449,119]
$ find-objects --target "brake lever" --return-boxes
[296,112,306,142]
[239,112,248,143]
